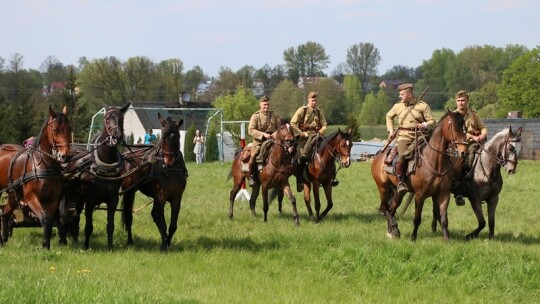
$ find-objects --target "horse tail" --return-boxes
[268,188,281,204]
[226,169,233,181]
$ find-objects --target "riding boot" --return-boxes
[296,157,306,192]
[248,161,256,187]
[331,178,339,187]
[454,194,465,206]
[396,161,407,195]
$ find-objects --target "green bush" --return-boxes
[205,126,219,162]
[184,123,196,162]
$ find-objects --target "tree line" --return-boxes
[1,42,539,145]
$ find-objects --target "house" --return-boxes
[378,80,403,90]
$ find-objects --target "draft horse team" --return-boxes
[0,92,523,250]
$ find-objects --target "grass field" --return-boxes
[1,160,539,303]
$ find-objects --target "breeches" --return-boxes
[249,143,261,164]
[397,140,411,162]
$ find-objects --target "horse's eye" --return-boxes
[508,145,515,152]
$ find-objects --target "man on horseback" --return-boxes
[247,95,280,186]
[291,91,328,192]
[452,90,487,206]
[386,83,435,195]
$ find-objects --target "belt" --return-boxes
[399,127,418,132]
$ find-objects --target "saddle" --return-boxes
[240,144,252,163]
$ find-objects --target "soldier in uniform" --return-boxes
[247,95,280,186]
[453,90,487,206]
[290,91,328,192]
[386,83,435,196]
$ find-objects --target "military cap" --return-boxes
[397,83,414,91]
[259,95,270,103]
[455,90,469,99]
[308,91,318,99]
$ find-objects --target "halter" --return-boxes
[477,137,520,167]
[46,116,70,161]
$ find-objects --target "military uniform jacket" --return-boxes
[386,99,435,142]
[290,106,327,136]
[455,108,487,142]
[248,110,279,142]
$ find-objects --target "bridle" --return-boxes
[103,108,124,147]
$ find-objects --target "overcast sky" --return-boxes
[1,0,539,77]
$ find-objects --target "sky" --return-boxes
[1,0,539,77]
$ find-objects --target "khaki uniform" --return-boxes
[455,108,487,167]
[248,110,279,163]
[386,99,435,161]
[291,106,327,159]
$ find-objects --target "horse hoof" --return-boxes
[386,232,400,239]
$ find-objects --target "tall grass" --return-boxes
[1,161,539,303]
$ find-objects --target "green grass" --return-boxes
[1,161,539,303]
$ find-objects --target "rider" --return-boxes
[247,95,280,186]
[453,90,487,206]
[290,91,328,192]
[386,83,435,196]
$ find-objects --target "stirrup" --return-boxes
[455,195,465,206]
[397,182,407,195]
[248,176,256,187]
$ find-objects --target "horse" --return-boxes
[446,127,522,239]
[121,114,187,250]
[228,122,298,224]
[295,129,353,222]
[0,105,72,249]
[371,110,468,240]
[62,102,130,250]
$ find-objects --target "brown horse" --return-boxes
[121,114,187,250]
[62,102,130,250]
[294,129,353,222]
[447,127,522,239]
[296,129,353,222]
[371,110,468,240]
[0,105,72,249]
[228,122,298,224]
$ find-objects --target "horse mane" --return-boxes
[483,128,509,150]
[317,130,351,154]
[433,110,466,135]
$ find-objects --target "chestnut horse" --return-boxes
[371,110,468,240]
[62,102,129,250]
[296,129,353,222]
[0,105,71,249]
[121,114,187,250]
[228,122,298,224]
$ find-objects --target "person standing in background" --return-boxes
[193,130,205,164]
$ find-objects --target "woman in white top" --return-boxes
[193,130,205,164]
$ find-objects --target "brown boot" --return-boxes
[396,161,407,195]
[248,162,256,187]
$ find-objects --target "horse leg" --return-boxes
[83,204,95,250]
[56,215,67,246]
[229,179,242,220]
[0,199,14,244]
[106,198,119,250]
[486,196,499,239]
[466,197,486,240]
[283,184,299,226]
[431,200,440,233]
[262,187,269,222]
[312,181,322,221]
[377,186,400,239]
[121,190,136,246]
[303,183,314,220]
[167,191,185,248]
[151,202,168,250]
[319,184,334,221]
[436,195,451,240]
[411,197,425,241]
[249,185,260,217]
[277,189,284,214]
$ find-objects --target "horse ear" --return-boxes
[49,104,56,117]
[158,113,166,126]
[120,101,131,113]
[177,119,184,128]
[62,105,68,115]
[338,127,342,133]
[515,126,522,139]
[348,128,352,135]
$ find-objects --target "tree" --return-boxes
[77,56,128,105]
[343,75,363,115]
[283,41,330,82]
[346,42,381,90]
[497,47,540,118]
[205,125,219,162]
[213,86,259,144]
[124,56,156,101]
[419,48,457,109]
[358,92,386,125]
[268,79,303,119]
[380,65,417,84]
[312,78,346,124]
[40,55,66,84]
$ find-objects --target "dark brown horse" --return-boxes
[447,127,521,239]
[296,129,353,222]
[0,105,72,249]
[62,102,130,250]
[228,122,298,224]
[121,114,187,250]
[371,110,468,240]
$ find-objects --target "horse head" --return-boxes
[502,126,522,174]
[158,113,183,168]
[275,121,295,150]
[103,102,130,147]
[335,128,353,168]
[442,110,469,159]
[46,104,72,162]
